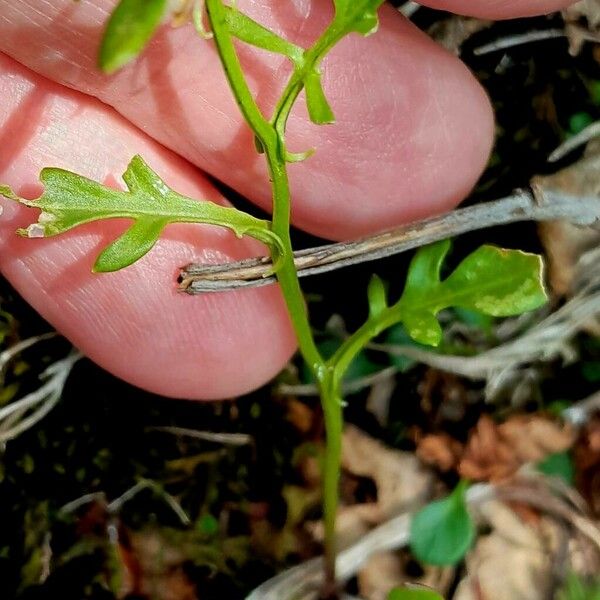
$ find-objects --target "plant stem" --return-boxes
[205,0,322,372]
[320,374,343,593]
[330,308,401,379]
[202,3,398,594]
[205,2,343,592]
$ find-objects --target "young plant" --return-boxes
[0,1,547,596]
[409,480,474,566]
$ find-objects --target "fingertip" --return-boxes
[418,0,576,19]
[286,7,496,238]
[0,54,296,400]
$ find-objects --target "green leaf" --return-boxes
[304,70,335,125]
[94,219,168,272]
[410,480,475,566]
[568,112,594,136]
[224,6,303,63]
[582,361,600,382]
[333,0,386,36]
[197,514,219,536]
[0,184,19,201]
[388,588,444,600]
[399,241,547,346]
[99,0,167,74]
[1,156,278,273]
[557,573,600,600]
[367,275,387,319]
[537,451,575,485]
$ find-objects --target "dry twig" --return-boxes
[180,189,600,293]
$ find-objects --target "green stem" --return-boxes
[266,152,323,371]
[330,307,401,378]
[204,3,358,593]
[205,0,321,371]
[320,374,343,593]
[204,0,276,149]
[270,20,354,148]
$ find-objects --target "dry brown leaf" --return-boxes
[459,415,576,482]
[341,426,433,523]
[358,552,405,600]
[454,501,560,600]
[574,416,600,515]
[358,551,453,600]
[563,0,600,54]
[417,415,576,482]
[538,220,600,296]
[564,0,600,28]
[459,416,520,481]
[499,416,576,462]
[416,433,464,472]
[286,398,315,434]
[536,148,600,301]
[128,530,198,600]
[428,16,492,54]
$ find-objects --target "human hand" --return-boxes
[0,0,574,399]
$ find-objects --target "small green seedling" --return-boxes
[0,1,548,595]
[410,480,475,566]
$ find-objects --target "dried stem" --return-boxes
[180,188,600,293]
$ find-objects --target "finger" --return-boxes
[0,1,494,240]
[416,0,576,19]
[0,53,296,400]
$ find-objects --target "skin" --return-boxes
[0,0,575,400]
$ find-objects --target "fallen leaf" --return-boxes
[459,415,576,482]
[499,416,576,462]
[358,552,405,600]
[538,220,600,297]
[564,0,600,28]
[341,426,433,524]
[416,433,464,473]
[358,550,454,599]
[453,500,559,600]
[574,417,600,515]
[415,415,577,482]
[535,147,600,312]
[286,398,315,433]
[563,0,600,54]
[428,16,492,54]
[128,530,197,600]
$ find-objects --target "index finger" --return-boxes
[416,0,577,19]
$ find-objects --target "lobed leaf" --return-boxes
[224,6,303,63]
[398,240,547,346]
[0,184,18,201]
[1,156,277,273]
[367,274,388,319]
[299,0,384,124]
[304,70,336,125]
[332,0,387,36]
[410,480,475,566]
[99,0,167,74]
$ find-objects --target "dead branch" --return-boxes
[179,188,600,294]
